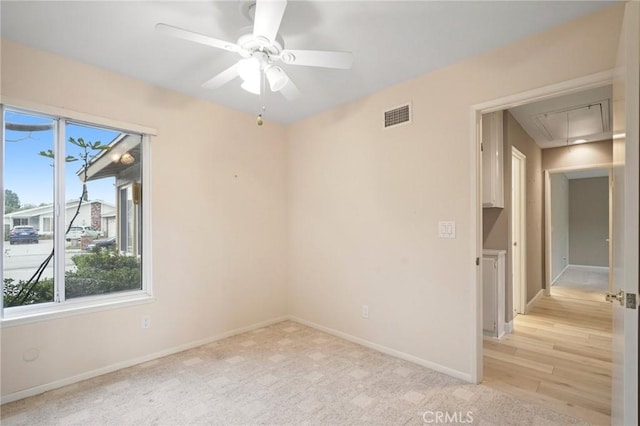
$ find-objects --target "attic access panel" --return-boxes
[533,100,610,143]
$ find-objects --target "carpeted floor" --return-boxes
[553,266,609,293]
[1,321,590,425]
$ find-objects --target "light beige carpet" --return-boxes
[1,321,589,425]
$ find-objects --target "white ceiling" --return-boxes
[508,85,613,149]
[0,1,617,124]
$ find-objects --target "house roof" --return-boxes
[80,133,141,182]
[5,200,116,219]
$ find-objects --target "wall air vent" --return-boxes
[384,103,411,129]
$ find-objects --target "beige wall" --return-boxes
[550,173,570,280]
[0,2,626,398]
[287,5,623,377]
[1,40,288,398]
[542,139,613,170]
[569,177,609,266]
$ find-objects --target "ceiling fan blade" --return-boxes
[202,63,240,89]
[279,49,354,69]
[156,23,239,53]
[279,78,301,101]
[253,0,287,43]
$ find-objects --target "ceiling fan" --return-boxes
[156,0,354,101]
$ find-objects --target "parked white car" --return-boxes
[65,226,102,241]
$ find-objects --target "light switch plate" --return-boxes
[438,221,456,239]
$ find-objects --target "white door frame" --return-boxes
[470,69,614,384]
[543,164,613,296]
[511,147,527,315]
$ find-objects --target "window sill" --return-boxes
[1,292,155,328]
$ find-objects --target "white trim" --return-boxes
[568,264,610,272]
[1,293,155,328]
[0,96,157,136]
[544,170,552,296]
[471,69,614,385]
[471,70,614,114]
[470,109,483,384]
[504,320,514,335]
[0,315,288,404]
[512,146,527,315]
[545,162,613,174]
[525,289,545,314]
[551,264,570,286]
[288,315,472,383]
[0,108,4,319]
[142,134,153,298]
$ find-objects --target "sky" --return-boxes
[4,109,122,207]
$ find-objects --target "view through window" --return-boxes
[2,107,144,311]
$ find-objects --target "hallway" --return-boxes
[482,285,612,425]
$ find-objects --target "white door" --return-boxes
[512,147,526,316]
[610,2,639,424]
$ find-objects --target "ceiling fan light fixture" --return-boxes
[265,65,288,92]
[241,78,261,95]
[237,57,261,81]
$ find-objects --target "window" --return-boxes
[2,106,150,318]
[13,218,28,227]
[42,217,53,233]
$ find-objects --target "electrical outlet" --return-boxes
[141,315,151,329]
[361,305,369,319]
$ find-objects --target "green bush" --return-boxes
[65,249,141,298]
[3,277,55,307]
[3,249,141,307]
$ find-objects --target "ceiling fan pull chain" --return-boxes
[257,68,267,126]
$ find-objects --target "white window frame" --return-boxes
[0,102,154,326]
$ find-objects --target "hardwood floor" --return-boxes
[483,285,612,425]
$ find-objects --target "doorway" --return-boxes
[474,72,617,423]
[511,147,526,316]
[546,167,612,299]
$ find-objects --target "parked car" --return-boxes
[84,237,116,251]
[66,226,103,241]
[9,226,39,244]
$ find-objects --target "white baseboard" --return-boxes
[3,314,475,404]
[0,315,288,405]
[551,264,570,285]
[504,320,514,335]
[568,264,609,272]
[288,315,472,383]
[525,289,545,313]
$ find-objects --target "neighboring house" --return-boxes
[3,200,115,237]
[82,133,141,255]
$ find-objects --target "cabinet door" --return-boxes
[482,257,497,334]
[482,111,504,208]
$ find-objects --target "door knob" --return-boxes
[606,289,624,306]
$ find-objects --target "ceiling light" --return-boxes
[120,152,135,165]
[572,139,588,144]
[265,65,288,92]
[241,79,261,95]
[237,57,262,94]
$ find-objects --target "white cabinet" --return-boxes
[482,111,504,208]
[483,249,506,338]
